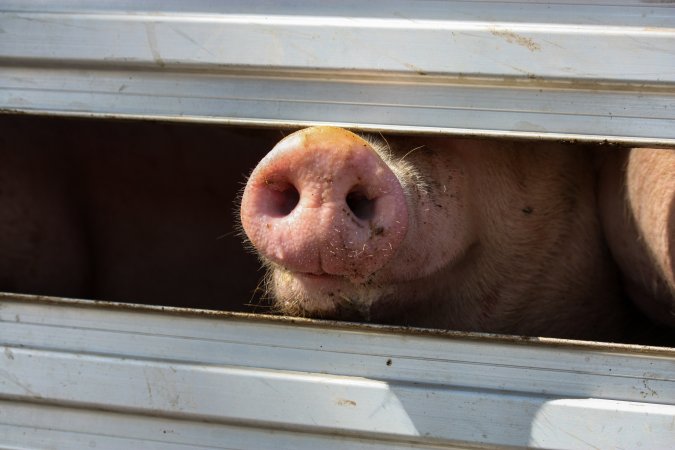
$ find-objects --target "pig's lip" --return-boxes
[293,272,355,290]
[296,272,343,283]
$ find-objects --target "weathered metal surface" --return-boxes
[1,293,674,449]
[1,1,674,144]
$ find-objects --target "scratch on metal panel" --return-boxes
[0,366,40,398]
[169,26,216,57]
[144,22,166,68]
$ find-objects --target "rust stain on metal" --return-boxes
[489,27,541,52]
[336,398,357,407]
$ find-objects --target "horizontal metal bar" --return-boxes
[1,294,674,448]
[2,65,674,145]
[1,2,674,82]
[0,401,472,450]
[1,1,674,144]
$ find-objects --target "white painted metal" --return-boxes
[1,294,674,449]
[1,1,674,144]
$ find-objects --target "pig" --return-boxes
[240,126,675,340]
[0,116,278,311]
[599,147,675,329]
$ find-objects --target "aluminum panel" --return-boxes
[0,401,465,450]
[1,294,674,449]
[1,1,674,144]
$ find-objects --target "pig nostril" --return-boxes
[264,182,300,217]
[346,190,375,221]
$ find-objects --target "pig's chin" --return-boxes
[270,268,393,322]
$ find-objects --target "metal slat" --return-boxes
[3,299,675,406]
[1,294,674,449]
[0,402,463,450]
[1,1,674,144]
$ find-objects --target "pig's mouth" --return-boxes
[268,266,390,322]
[296,272,353,286]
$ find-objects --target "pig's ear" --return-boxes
[598,147,675,327]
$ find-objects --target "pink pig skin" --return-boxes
[241,127,645,340]
[599,147,675,328]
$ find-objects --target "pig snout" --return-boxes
[240,126,409,282]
